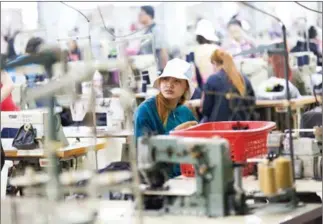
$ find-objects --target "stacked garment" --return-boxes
[256,77,301,100]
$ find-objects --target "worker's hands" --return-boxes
[174,121,198,131]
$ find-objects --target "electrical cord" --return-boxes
[60,2,90,22]
[294,2,323,14]
[240,2,283,23]
[97,6,147,39]
[60,1,93,58]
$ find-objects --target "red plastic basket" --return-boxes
[170,121,276,177]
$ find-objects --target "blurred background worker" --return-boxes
[291,26,322,66]
[193,19,220,88]
[1,71,19,111]
[0,35,19,111]
[67,39,82,61]
[221,15,257,58]
[201,49,256,122]
[138,5,169,72]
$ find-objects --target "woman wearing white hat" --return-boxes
[193,19,220,88]
[134,58,197,176]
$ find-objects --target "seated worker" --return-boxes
[134,58,197,177]
[68,40,82,61]
[1,71,19,111]
[291,26,322,66]
[202,49,256,122]
[194,19,220,88]
[1,72,20,139]
[7,37,50,108]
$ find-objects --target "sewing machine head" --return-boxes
[234,58,269,89]
[289,52,318,95]
[67,96,126,132]
[265,129,322,180]
[138,135,248,217]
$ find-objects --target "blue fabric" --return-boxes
[202,69,256,122]
[134,96,196,177]
[1,128,19,138]
[291,41,322,66]
[6,55,48,108]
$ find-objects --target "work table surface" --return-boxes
[2,138,107,158]
[185,96,319,109]
[143,176,322,197]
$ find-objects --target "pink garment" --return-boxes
[126,48,138,56]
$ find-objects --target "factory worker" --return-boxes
[134,58,197,176]
[1,71,18,111]
[194,19,220,87]
[68,40,82,61]
[1,36,18,111]
[222,16,256,58]
[201,49,256,122]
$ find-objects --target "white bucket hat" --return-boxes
[153,58,195,100]
[195,19,219,42]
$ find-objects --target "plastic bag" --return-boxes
[256,77,301,100]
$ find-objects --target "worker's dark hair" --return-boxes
[228,19,242,28]
[227,14,242,27]
[308,26,317,39]
[196,35,212,45]
[25,37,44,54]
[141,5,155,19]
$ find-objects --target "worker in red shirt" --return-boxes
[1,71,19,111]
[1,33,19,111]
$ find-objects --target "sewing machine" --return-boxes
[64,96,126,133]
[138,135,248,217]
[254,128,322,180]
[0,109,68,147]
[289,52,318,95]
[234,58,269,89]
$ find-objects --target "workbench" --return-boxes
[141,204,322,224]
[141,176,322,223]
[63,126,133,139]
[186,96,319,129]
[142,175,322,198]
[2,138,107,160]
[63,127,133,166]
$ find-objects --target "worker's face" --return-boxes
[228,24,242,40]
[159,77,188,100]
[68,41,77,51]
[138,10,150,25]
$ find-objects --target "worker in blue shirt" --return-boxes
[202,49,256,122]
[134,58,197,177]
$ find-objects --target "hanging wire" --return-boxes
[240,2,283,23]
[60,2,91,22]
[97,5,147,39]
[294,2,323,14]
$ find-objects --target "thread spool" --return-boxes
[258,160,277,196]
[274,157,293,190]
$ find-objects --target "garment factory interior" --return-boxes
[0,1,323,223]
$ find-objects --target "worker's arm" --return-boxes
[154,26,169,70]
[1,72,14,103]
[160,48,169,70]
[134,104,154,138]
